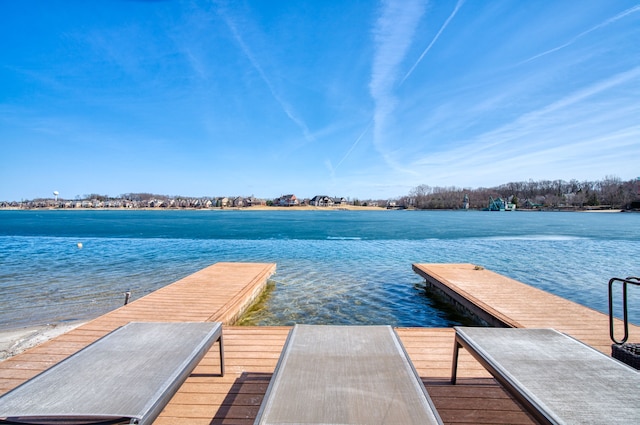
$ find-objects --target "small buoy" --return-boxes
[77,242,83,249]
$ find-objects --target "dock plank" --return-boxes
[413,263,640,353]
[153,327,535,425]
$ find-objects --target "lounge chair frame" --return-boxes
[254,324,443,425]
[0,322,224,425]
[451,327,640,425]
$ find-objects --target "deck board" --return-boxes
[153,327,535,425]
[413,263,640,353]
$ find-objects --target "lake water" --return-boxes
[0,209,638,330]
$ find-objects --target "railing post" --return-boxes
[609,277,639,345]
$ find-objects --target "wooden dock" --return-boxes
[413,263,640,354]
[1,262,638,424]
[0,262,276,394]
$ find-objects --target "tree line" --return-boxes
[399,176,640,210]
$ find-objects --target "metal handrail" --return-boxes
[609,276,640,344]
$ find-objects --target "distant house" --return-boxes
[487,197,506,211]
[310,195,333,207]
[309,196,348,207]
[216,197,230,207]
[246,196,266,207]
[522,199,543,209]
[233,197,245,207]
[276,194,298,207]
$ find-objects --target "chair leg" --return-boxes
[219,335,225,376]
[451,339,460,384]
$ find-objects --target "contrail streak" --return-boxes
[220,7,313,141]
[521,4,640,64]
[401,0,465,85]
[335,121,373,171]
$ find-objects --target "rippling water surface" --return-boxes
[1,209,638,329]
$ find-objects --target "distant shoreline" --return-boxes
[0,205,388,212]
[0,206,627,212]
[0,205,624,213]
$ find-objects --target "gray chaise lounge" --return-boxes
[0,322,223,425]
[451,327,640,425]
[254,324,443,425]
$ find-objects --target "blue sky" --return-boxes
[1,1,639,201]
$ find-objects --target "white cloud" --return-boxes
[403,63,640,188]
[369,0,426,173]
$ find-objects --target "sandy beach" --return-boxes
[0,321,85,361]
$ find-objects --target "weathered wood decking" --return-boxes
[153,326,533,425]
[1,262,637,424]
[413,263,640,354]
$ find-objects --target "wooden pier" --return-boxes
[0,262,276,395]
[413,263,640,354]
[1,262,638,424]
